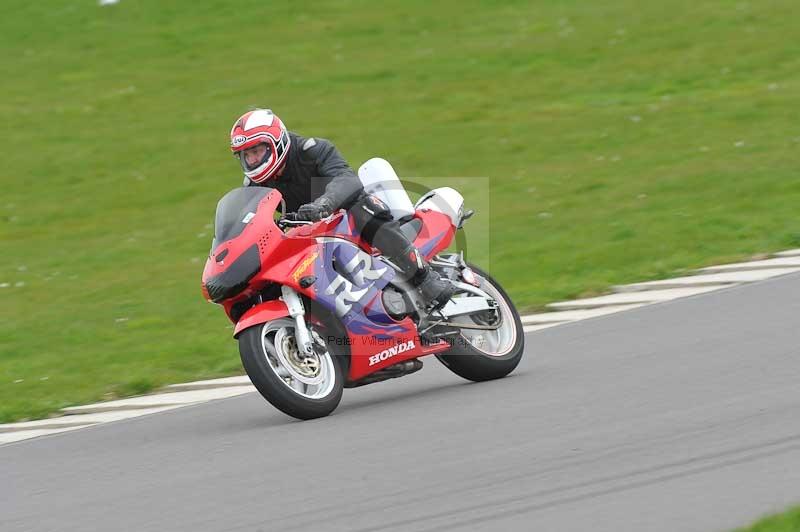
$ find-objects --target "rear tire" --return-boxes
[436,264,525,381]
[239,318,344,420]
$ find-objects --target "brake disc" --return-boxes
[273,328,326,386]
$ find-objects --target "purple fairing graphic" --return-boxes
[331,214,361,239]
[312,226,410,339]
[418,230,447,257]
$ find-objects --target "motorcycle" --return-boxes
[202,158,524,419]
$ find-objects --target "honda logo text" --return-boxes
[368,340,416,366]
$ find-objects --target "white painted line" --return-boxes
[0,406,198,444]
[164,375,252,392]
[61,386,255,415]
[53,405,189,423]
[523,323,564,333]
[520,314,570,325]
[521,304,647,325]
[775,249,800,257]
[698,257,800,273]
[0,406,189,434]
[0,419,99,433]
[545,286,728,311]
[0,426,92,445]
[613,268,800,293]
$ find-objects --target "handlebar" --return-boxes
[278,208,344,229]
[278,212,314,228]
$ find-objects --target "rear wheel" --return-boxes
[239,318,344,420]
[436,264,525,381]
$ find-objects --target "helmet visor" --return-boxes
[238,142,273,172]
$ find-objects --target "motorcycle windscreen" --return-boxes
[212,187,274,250]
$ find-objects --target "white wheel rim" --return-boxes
[259,320,336,399]
[455,276,517,357]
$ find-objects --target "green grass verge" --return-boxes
[736,505,800,532]
[2,0,799,422]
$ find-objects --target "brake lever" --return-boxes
[278,214,314,229]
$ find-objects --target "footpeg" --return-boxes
[420,328,459,345]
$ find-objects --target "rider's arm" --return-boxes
[299,137,363,210]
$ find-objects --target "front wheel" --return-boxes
[239,318,344,420]
[436,264,525,381]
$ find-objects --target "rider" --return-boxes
[229,108,455,310]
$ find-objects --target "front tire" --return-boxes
[239,318,344,420]
[436,264,525,381]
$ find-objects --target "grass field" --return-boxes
[737,505,800,532]
[1,0,799,423]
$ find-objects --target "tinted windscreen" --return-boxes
[212,187,273,249]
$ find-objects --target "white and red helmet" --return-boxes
[230,109,291,183]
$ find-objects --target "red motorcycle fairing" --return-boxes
[202,187,455,384]
[202,189,285,308]
[233,299,290,338]
[411,208,456,260]
[346,324,450,381]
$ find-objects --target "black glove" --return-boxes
[296,197,334,222]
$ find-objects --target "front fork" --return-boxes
[281,286,315,356]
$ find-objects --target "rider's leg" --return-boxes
[349,194,454,310]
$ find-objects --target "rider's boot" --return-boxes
[398,246,455,311]
[414,267,456,311]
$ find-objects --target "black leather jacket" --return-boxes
[244,132,364,213]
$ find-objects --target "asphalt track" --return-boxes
[2,273,799,532]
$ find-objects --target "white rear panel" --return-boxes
[415,187,464,227]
